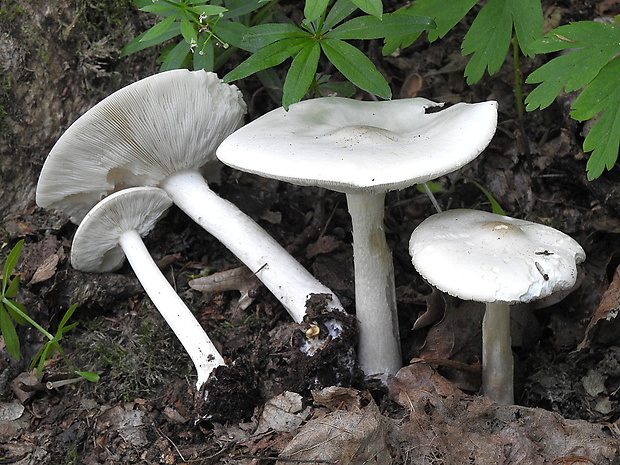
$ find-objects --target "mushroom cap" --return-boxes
[37,69,246,223]
[216,97,498,194]
[71,187,173,272]
[409,209,586,304]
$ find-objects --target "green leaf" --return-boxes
[461,0,513,84]
[322,0,357,31]
[467,179,506,215]
[121,23,181,57]
[0,304,20,360]
[461,0,542,84]
[140,12,181,43]
[160,40,192,70]
[5,275,19,298]
[304,0,330,23]
[382,0,477,55]
[223,37,309,82]
[241,23,309,50]
[327,12,434,40]
[222,0,264,19]
[194,38,215,70]
[188,5,228,17]
[2,240,23,295]
[213,20,249,49]
[139,3,179,16]
[76,371,100,382]
[57,303,79,332]
[282,41,321,108]
[350,0,382,18]
[180,17,198,44]
[572,57,620,180]
[525,22,620,111]
[320,38,391,99]
[5,299,28,326]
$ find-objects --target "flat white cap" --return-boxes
[409,209,586,304]
[217,97,498,194]
[71,187,172,272]
[37,69,246,223]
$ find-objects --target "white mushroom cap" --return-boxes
[71,187,172,272]
[409,209,586,304]
[37,69,246,223]
[217,97,498,194]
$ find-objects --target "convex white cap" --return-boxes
[217,97,498,193]
[37,69,246,223]
[71,186,173,272]
[409,209,586,304]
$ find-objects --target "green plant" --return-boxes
[123,0,435,107]
[0,240,98,381]
[222,0,434,107]
[525,19,620,180]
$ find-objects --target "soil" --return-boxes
[2,0,620,464]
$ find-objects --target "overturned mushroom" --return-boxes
[71,187,225,391]
[217,97,498,379]
[36,69,344,324]
[409,209,586,404]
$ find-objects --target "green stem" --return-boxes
[512,35,531,158]
[3,298,54,341]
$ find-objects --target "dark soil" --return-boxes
[2,0,620,464]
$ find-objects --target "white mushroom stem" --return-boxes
[482,302,514,405]
[161,170,344,323]
[346,191,402,378]
[119,228,225,390]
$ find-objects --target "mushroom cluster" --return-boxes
[38,67,582,407]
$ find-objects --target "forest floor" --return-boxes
[2,0,620,464]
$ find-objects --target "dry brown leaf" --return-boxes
[389,364,619,464]
[578,264,620,349]
[28,252,60,285]
[277,398,395,465]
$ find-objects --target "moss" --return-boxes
[76,302,193,402]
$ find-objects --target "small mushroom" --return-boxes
[36,69,344,324]
[71,186,225,391]
[409,209,586,404]
[217,97,498,379]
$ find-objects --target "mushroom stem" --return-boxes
[346,191,401,378]
[482,302,514,405]
[161,170,344,323]
[118,228,225,390]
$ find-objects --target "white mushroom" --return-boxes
[409,209,586,404]
[217,97,498,379]
[71,187,225,391]
[36,69,344,324]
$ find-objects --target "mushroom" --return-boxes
[71,186,225,391]
[216,97,498,379]
[409,209,586,404]
[36,69,344,324]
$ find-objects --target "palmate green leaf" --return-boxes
[321,38,391,99]
[0,304,20,360]
[139,2,179,16]
[350,0,382,18]
[180,16,198,45]
[326,12,434,40]
[224,37,310,82]
[525,22,620,110]
[461,0,542,84]
[572,57,620,180]
[382,0,478,55]
[282,41,320,109]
